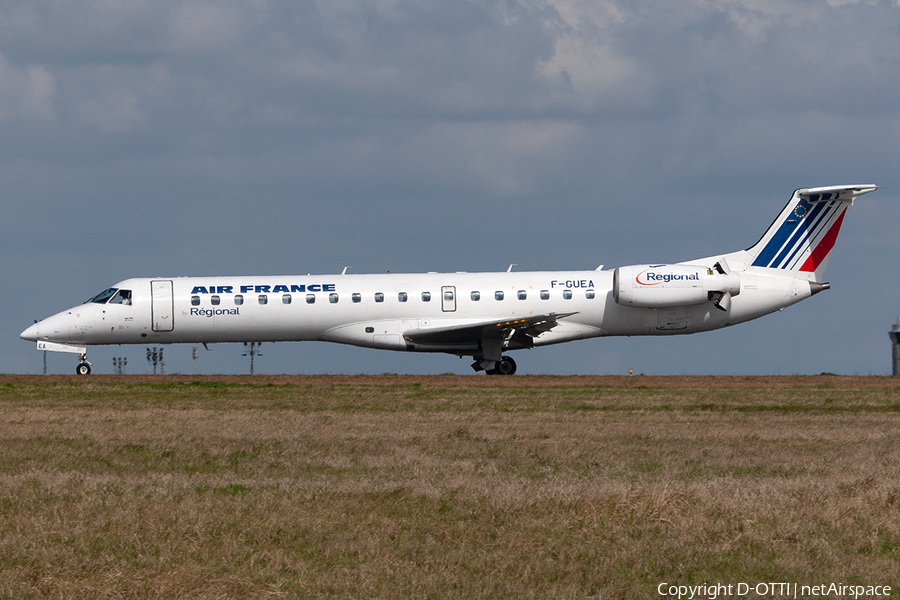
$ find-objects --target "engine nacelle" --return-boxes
[614,264,741,309]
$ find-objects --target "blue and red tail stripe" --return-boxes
[798,209,846,273]
[751,200,846,272]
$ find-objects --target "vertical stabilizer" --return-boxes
[747,184,877,281]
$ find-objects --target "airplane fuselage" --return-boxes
[26,268,810,349]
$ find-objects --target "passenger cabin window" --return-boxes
[495,291,504,301]
[443,290,454,301]
[306,294,315,304]
[540,290,550,300]
[586,289,595,299]
[563,289,573,300]
[234,294,244,305]
[258,294,268,305]
[517,290,527,300]
[471,291,481,301]
[283,294,292,304]
[398,292,408,302]
[422,292,431,302]
[211,295,220,306]
[352,293,361,303]
[375,292,384,303]
[191,295,200,306]
[329,293,339,304]
[109,289,132,305]
[88,288,118,304]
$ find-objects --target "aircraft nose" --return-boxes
[20,322,39,342]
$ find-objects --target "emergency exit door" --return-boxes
[151,280,175,332]
[441,286,456,312]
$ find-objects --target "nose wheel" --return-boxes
[76,353,92,375]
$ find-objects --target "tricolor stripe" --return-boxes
[799,209,846,273]
[751,200,847,271]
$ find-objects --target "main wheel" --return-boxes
[76,362,91,375]
[495,356,517,375]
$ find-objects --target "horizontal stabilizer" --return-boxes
[797,184,878,204]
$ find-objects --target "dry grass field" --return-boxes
[0,375,898,599]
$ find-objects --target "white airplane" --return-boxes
[22,184,877,375]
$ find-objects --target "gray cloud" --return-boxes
[3,0,899,375]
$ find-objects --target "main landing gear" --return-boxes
[487,356,517,376]
[76,353,92,375]
[471,355,517,375]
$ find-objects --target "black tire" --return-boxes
[76,362,91,375]
[496,356,517,375]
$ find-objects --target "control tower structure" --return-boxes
[891,322,900,376]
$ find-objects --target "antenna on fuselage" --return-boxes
[507,264,516,272]
[341,266,351,275]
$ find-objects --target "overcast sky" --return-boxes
[4,0,899,375]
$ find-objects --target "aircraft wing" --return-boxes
[402,312,578,346]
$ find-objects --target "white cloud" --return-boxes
[401,119,584,195]
[826,0,878,6]
[74,91,145,134]
[0,55,56,121]
[25,65,56,119]
[534,0,655,111]
[168,2,244,54]
[536,35,650,110]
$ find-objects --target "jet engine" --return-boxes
[614,263,740,311]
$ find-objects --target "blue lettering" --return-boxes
[644,272,699,283]
[232,283,335,293]
[191,286,208,294]
[190,307,241,317]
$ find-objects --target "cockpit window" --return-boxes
[87,288,118,304]
[109,289,132,305]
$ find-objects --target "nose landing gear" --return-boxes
[76,353,92,375]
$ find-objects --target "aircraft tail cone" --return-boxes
[810,282,830,296]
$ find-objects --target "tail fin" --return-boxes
[747,184,877,280]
